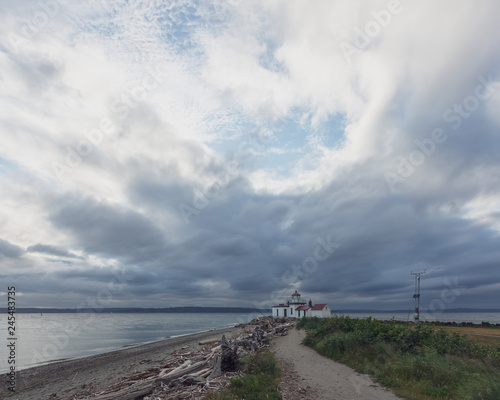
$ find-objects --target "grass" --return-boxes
[436,326,500,348]
[297,316,500,400]
[205,349,282,400]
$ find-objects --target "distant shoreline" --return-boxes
[0,307,271,314]
[2,307,499,313]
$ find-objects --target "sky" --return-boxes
[1,0,500,312]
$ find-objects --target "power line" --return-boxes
[410,270,426,323]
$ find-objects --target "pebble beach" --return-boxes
[0,325,246,400]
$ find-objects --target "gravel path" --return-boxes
[271,327,402,400]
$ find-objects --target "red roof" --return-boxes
[311,304,328,311]
[292,290,301,296]
[295,305,311,311]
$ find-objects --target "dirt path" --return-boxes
[270,327,402,400]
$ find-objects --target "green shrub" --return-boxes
[297,316,500,399]
[205,349,282,400]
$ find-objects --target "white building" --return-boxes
[311,303,331,318]
[271,290,331,319]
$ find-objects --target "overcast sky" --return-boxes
[1,0,499,311]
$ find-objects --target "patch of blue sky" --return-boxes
[208,108,347,175]
[259,147,305,172]
[319,113,348,149]
[87,20,121,39]
[67,2,200,55]
[206,112,262,150]
[206,110,308,171]
[268,113,309,149]
[0,156,17,173]
[156,2,206,55]
[260,111,347,173]
[257,39,288,75]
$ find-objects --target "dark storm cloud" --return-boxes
[127,158,500,310]
[27,243,83,259]
[49,195,166,260]
[128,179,193,210]
[54,266,158,284]
[0,238,24,258]
[19,113,500,310]
[292,171,500,308]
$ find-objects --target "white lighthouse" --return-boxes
[271,290,330,318]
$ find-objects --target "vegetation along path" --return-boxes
[271,327,401,400]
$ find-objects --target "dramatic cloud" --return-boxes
[1,0,500,310]
[26,243,83,259]
[0,239,24,259]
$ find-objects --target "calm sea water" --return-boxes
[0,313,260,373]
[1,311,499,374]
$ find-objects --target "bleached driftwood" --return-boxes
[199,338,220,345]
[93,380,153,400]
[88,316,291,400]
[155,360,206,385]
[159,359,191,377]
[207,354,222,380]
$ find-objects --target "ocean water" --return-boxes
[0,312,259,373]
[2,311,499,374]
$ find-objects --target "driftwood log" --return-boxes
[220,335,239,372]
[155,360,207,385]
[199,338,220,345]
[207,355,222,380]
[86,316,292,400]
[93,380,152,400]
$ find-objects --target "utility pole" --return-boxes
[411,270,426,323]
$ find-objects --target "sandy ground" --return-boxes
[0,325,245,400]
[271,327,402,400]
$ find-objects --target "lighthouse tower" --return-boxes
[290,290,306,307]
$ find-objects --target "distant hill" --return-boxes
[4,307,498,314]
[1,306,271,314]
